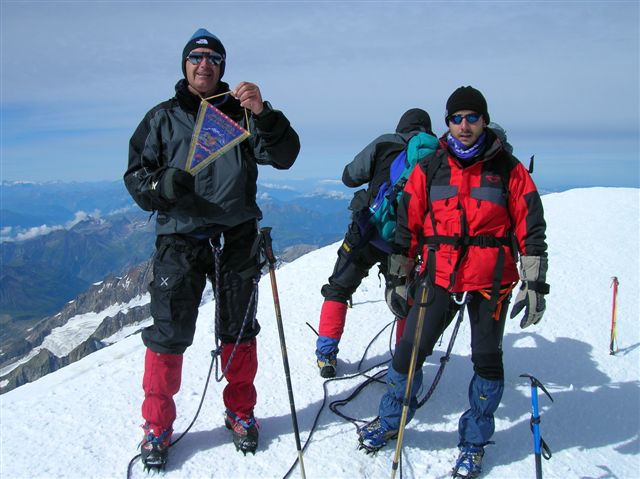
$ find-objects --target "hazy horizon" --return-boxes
[1,1,638,189]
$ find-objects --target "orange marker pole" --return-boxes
[609,277,619,355]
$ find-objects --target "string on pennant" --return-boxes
[202,91,251,135]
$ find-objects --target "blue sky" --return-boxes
[1,1,638,190]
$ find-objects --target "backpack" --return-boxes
[357,132,438,252]
[368,148,411,244]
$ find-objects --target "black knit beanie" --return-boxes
[396,108,433,135]
[182,28,226,79]
[445,86,490,125]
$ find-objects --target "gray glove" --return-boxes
[510,256,550,328]
[385,254,413,318]
[388,254,413,280]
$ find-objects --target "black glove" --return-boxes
[155,167,194,203]
[510,256,550,328]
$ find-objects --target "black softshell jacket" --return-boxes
[125,79,300,235]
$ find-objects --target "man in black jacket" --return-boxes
[124,28,299,468]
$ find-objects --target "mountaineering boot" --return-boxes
[315,300,348,377]
[360,365,422,453]
[315,336,339,378]
[316,351,337,378]
[451,444,484,478]
[225,410,259,455]
[357,417,398,454]
[140,424,172,471]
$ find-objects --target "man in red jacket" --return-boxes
[358,86,549,479]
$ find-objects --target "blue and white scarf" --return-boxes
[447,131,486,161]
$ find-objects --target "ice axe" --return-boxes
[520,374,553,479]
[259,227,306,479]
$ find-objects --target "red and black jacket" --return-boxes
[396,129,547,293]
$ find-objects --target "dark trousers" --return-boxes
[321,221,389,303]
[142,220,261,354]
[392,284,509,380]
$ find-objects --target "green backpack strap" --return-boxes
[406,132,439,168]
[378,133,439,242]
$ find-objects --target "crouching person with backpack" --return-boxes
[315,109,438,378]
[357,86,549,479]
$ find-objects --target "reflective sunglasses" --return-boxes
[448,113,482,125]
[186,52,224,66]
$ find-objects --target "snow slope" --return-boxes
[1,187,638,479]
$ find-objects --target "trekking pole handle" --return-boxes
[260,227,277,267]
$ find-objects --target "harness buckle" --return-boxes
[474,235,493,248]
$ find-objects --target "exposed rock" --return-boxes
[0,262,153,393]
[1,349,64,393]
[0,241,327,394]
[279,244,318,263]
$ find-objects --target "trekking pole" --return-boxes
[260,227,307,479]
[610,276,619,355]
[390,275,431,479]
[520,374,553,479]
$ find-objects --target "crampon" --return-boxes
[140,424,172,472]
[451,444,484,478]
[357,418,398,455]
[225,410,259,456]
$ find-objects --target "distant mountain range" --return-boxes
[0,179,352,381]
[0,178,568,393]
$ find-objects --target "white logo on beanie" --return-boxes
[196,39,208,45]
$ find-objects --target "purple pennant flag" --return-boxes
[186,101,250,174]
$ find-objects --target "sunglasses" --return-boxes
[448,113,482,125]
[186,52,224,66]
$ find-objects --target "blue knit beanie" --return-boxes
[182,28,226,79]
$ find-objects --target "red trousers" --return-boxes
[142,339,258,432]
[220,338,258,421]
[318,299,406,346]
[142,349,182,433]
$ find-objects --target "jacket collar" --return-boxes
[174,79,243,118]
